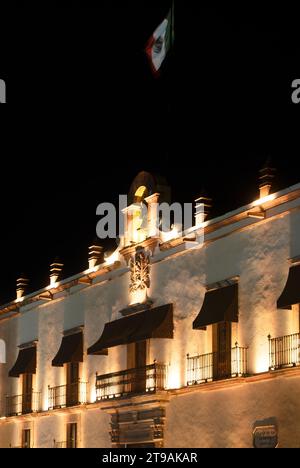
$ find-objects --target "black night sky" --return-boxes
[0,3,299,303]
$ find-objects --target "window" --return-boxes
[66,362,79,406]
[127,340,148,393]
[134,185,147,202]
[212,321,232,380]
[0,339,6,363]
[22,373,33,414]
[67,423,77,449]
[22,429,31,449]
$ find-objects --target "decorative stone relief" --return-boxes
[129,248,150,294]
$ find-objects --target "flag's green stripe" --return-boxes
[171,1,175,44]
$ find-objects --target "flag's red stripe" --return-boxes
[145,35,160,78]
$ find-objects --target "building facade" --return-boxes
[0,171,300,448]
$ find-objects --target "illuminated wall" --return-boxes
[0,340,5,364]
[164,372,300,448]
[0,186,300,447]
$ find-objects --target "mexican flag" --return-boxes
[145,5,174,75]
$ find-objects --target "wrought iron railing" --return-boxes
[95,362,167,400]
[9,445,32,449]
[231,344,248,377]
[5,392,41,417]
[187,352,213,384]
[0,400,5,418]
[54,440,67,448]
[268,333,300,370]
[48,381,88,410]
[187,344,248,385]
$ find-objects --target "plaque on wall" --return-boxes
[253,425,278,448]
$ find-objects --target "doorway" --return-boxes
[213,321,232,380]
[66,362,79,406]
[22,373,33,414]
[127,340,148,394]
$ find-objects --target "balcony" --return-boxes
[9,445,32,449]
[48,381,88,410]
[54,441,67,448]
[5,392,41,418]
[95,362,167,400]
[269,333,300,370]
[187,345,248,386]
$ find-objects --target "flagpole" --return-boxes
[172,0,175,47]
[169,0,175,165]
[144,2,175,163]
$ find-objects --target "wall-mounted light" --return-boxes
[160,224,180,243]
[46,282,59,291]
[247,206,266,219]
[105,249,120,266]
[15,296,24,304]
[252,193,276,207]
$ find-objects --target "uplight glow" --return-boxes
[252,193,276,207]
[105,250,120,266]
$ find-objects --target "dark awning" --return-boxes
[87,304,173,355]
[52,331,83,367]
[277,264,300,310]
[9,346,36,378]
[193,283,238,330]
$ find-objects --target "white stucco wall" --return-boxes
[148,210,300,388]
[0,340,5,364]
[81,409,111,448]
[19,309,38,345]
[165,373,300,448]
[0,188,299,448]
[0,316,19,408]
[0,421,19,448]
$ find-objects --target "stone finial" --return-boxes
[88,240,104,269]
[50,258,63,286]
[16,275,29,299]
[195,189,212,225]
[259,158,276,198]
